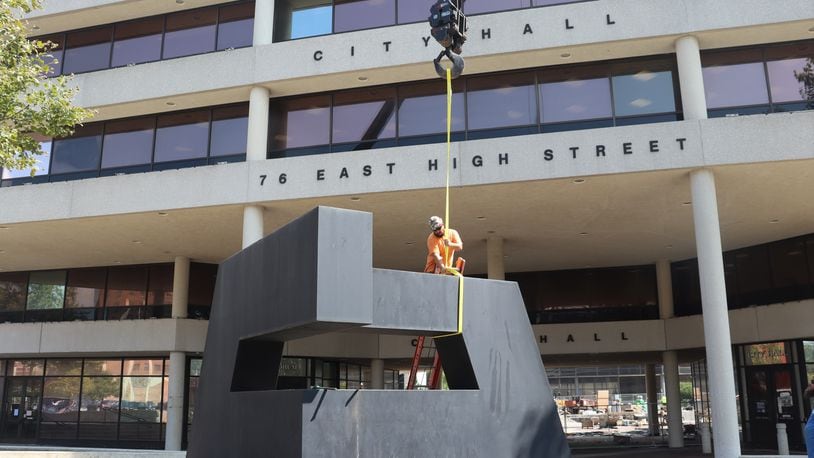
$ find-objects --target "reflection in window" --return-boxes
[62,27,113,74]
[84,359,123,376]
[42,377,80,422]
[37,34,64,76]
[703,62,768,109]
[397,0,435,24]
[106,266,147,307]
[398,81,465,137]
[154,111,210,162]
[11,360,45,376]
[270,96,331,150]
[767,58,811,103]
[464,0,525,15]
[334,0,396,34]
[540,78,612,123]
[332,89,397,144]
[217,3,255,50]
[26,271,66,310]
[286,2,332,40]
[0,273,27,313]
[147,264,174,306]
[611,71,676,117]
[1,140,51,179]
[111,17,163,68]
[210,105,249,157]
[163,7,218,60]
[46,359,83,376]
[101,117,155,169]
[467,72,536,130]
[51,124,103,174]
[80,376,121,423]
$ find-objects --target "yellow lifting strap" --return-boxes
[437,67,464,339]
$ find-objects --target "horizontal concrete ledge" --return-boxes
[0,445,184,457]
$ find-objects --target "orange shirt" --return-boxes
[424,228,462,273]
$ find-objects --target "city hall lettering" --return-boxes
[258,137,687,186]
[311,12,617,61]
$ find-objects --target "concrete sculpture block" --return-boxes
[188,206,570,457]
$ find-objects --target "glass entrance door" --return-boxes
[745,367,802,449]
[1,377,42,441]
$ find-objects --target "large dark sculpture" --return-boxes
[188,207,570,457]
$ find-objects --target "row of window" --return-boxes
[274,0,588,41]
[35,2,254,76]
[2,105,248,183]
[515,232,814,324]
[2,41,811,185]
[0,263,217,323]
[672,234,814,317]
[0,358,174,445]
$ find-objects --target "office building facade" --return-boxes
[1,0,813,454]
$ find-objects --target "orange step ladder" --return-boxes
[407,335,443,390]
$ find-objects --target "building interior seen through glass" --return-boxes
[2,41,811,185]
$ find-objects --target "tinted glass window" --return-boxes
[123,359,164,376]
[767,58,810,103]
[26,271,66,310]
[36,33,64,76]
[46,359,83,376]
[154,110,210,162]
[63,27,112,74]
[398,80,464,137]
[465,0,525,14]
[147,264,173,306]
[210,105,249,157]
[51,124,103,174]
[289,4,332,39]
[540,77,612,123]
[734,246,772,306]
[42,377,80,422]
[703,62,768,108]
[672,260,702,316]
[334,0,396,33]
[217,3,255,50]
[0,272,28,312]
[333,88,397,143]
[101,117,155,168]
[65,268,106,309]
[398,0,434,24]
[611,70,676,117]
[111,17,163,67]
[467,72,536,130]
[106,266,147,307]
[163,7,217,59]
[2,140,51,179]
[11,360,45,376]
[189,263,217,307]
[79,376,121,423]
[768,238,811,301]
[84,359,123,376]
[270,96,331,150]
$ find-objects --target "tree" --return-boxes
[0,0,92,174]
[794,57,814,110]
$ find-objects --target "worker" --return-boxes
[424,216,463,274]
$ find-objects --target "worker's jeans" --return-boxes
[806,410,814,458]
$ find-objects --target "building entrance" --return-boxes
[745,366,802,448]
[1,377,42,442]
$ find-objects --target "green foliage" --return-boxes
[26,283,64,309]
[679,381,694,402]
[0,0,93,174]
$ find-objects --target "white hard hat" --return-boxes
[429,216,444,230]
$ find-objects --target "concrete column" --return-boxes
[656,259,674,319]
[370,359,385,389]
[247,86,270,162]
[690,168,741,458]
[646,363,660,436]
[165,351,186,451]
[243,205,265,249]
[253,0,275,46]
[663,350,684,448]
[675,35,708,121]
[171,256,189,319]
[486,236,505,280]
